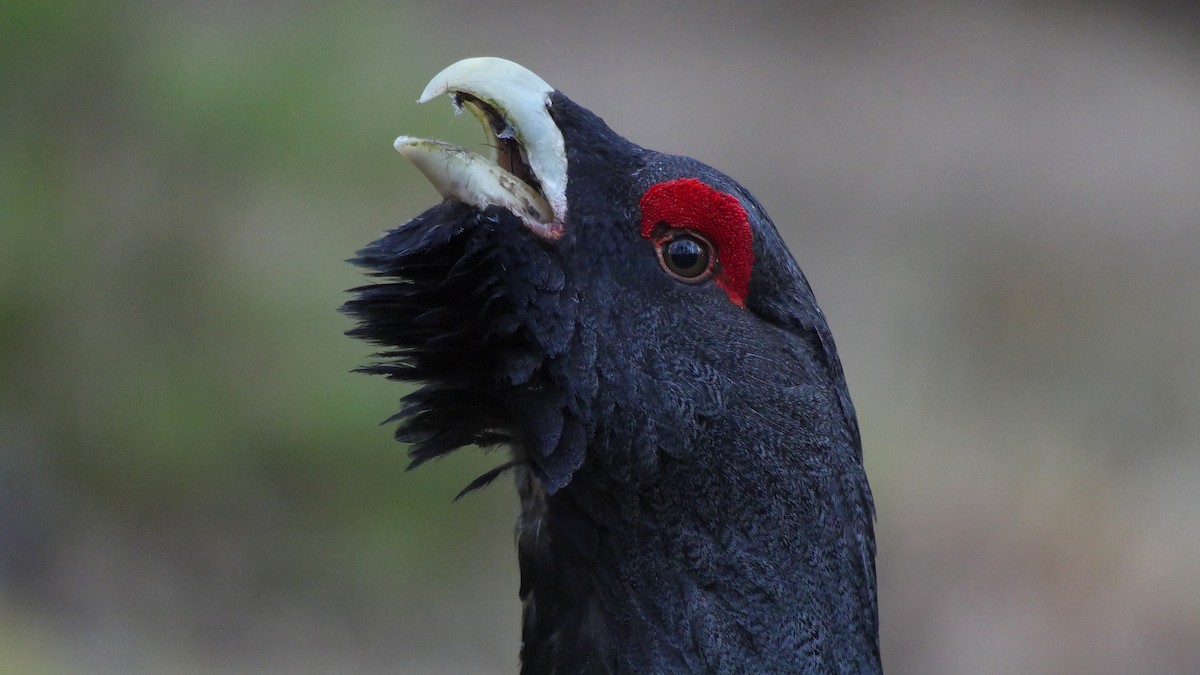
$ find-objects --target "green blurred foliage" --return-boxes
[1,3,518,667]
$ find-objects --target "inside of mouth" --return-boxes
[453,92,544,199]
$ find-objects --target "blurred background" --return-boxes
[3,0,1198,672]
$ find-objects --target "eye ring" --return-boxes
[655,230,715,283]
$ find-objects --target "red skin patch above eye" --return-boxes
[639,178,754,307]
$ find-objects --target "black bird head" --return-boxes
[345,58,879,673]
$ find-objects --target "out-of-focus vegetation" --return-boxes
[2,1,1198,673]
[3,2,520,672]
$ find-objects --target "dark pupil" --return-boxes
[666,236,708,277]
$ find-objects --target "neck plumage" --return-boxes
[514,453,881,674]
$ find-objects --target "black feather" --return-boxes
[345,86,880,673]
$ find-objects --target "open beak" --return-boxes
[394,57,568,241]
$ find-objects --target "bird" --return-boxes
[344,57,880,673]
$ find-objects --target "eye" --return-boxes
[656,232,714,282]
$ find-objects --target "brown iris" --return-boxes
[657,232,714,282]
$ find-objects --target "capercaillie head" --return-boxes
[344,58,880,673]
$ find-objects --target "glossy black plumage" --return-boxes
[345,90,880,673]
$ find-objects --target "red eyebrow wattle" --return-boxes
[639,178,754,307]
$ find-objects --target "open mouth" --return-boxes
[393,57,568,240]
[455,92,542,196]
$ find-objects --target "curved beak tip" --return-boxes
[394,57,568,238]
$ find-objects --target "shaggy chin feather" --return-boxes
[343,202,589,494]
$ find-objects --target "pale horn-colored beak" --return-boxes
[394,57,568,240]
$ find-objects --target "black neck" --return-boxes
[515,451,880,674]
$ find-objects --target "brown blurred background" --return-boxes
[2,1,1198,672]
